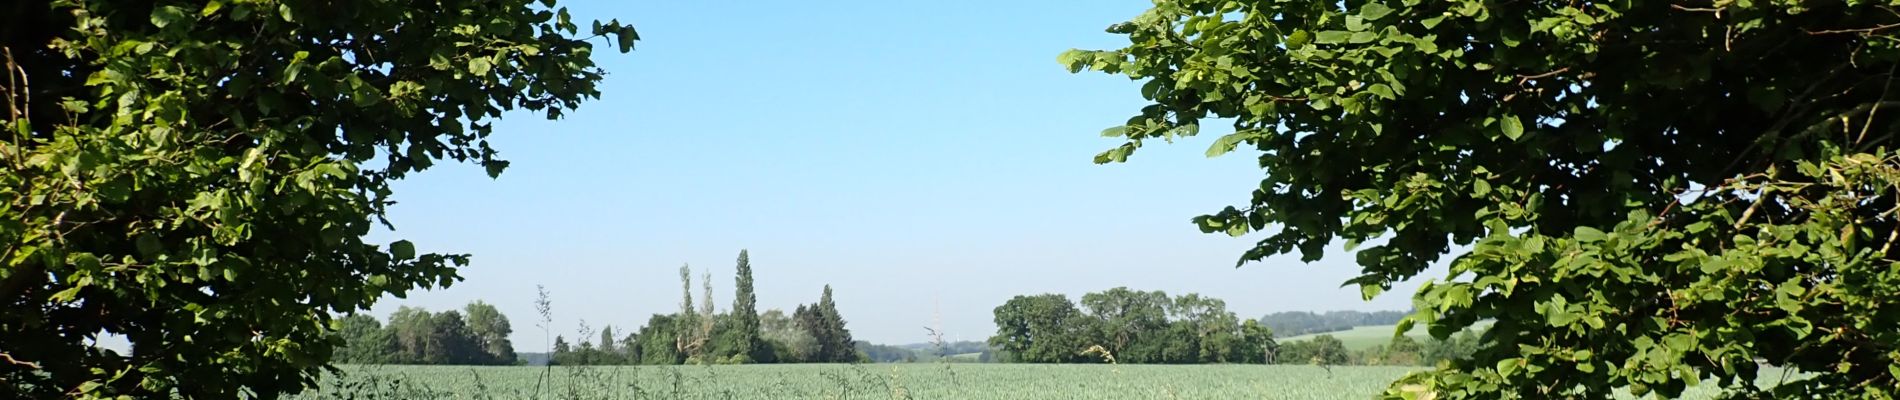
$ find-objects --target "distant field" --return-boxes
[1279,324,1424,350]
[288,364,1781,400]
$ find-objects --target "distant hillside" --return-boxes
[1259,310,1408,337]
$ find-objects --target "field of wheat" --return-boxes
[285,364,1787,400]
[287,364,1408,399]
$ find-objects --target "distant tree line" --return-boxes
[1258,310,1408,337]
[987,288,1275,364]
[550,250,862,365]
[854,340,997,363]
[334,301,517,365]
[1277,329,1483,367]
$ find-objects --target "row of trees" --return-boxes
[334,302,517,365]
[551,250,860,365]
[988,288,1275,364]
[856,341,997,363]
[1277,330,1481,367]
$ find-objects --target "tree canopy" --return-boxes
[1068,0,1900,397]
[545,251,863,366]
[338,305,514,366]
[989,288,1275,364]
[0,0,634,397]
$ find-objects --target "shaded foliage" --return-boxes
[1070,0,1900,397]
[0,0,633,397]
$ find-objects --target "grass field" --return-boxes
[289,364,1415,400]
[287,364,1780,400]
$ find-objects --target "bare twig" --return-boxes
[1669,4,1724,13]
[1856,64,1900,148]
[1516,67,1572,84]
[0,352,41,369]
[1805,23,1900,35]
[1734,189,1769,230]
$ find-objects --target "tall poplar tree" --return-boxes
[731,250,761,362]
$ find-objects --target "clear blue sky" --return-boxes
[364,0,1443,349]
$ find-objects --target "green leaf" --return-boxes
[1366,84,1395,100]
[1574,226,1606,242]
[1350,31,1379,44]
[1359,3,1395,20]
[1206,133,1246,157]
[202,1,225,17]
[1058,49,1089,72]
[151,6,189,28]
[468,57,492,76]
[484,160,511,178]
[1316,31,1352,44]
[1286,30,1312,48]
[1500,115,1524,140]
[1496,358,1520,376]
[1422,15,1448,29]
[391,240,416,261]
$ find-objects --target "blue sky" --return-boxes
[364,0,1441,348]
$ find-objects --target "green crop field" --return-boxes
[286,364,1783,400]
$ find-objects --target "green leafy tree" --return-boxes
[1423,330,1482,366]
[464,301,516,365]
[675,264,698,356]
[425,311,482,364]
[387,306,438,364]
[634,314,682,365]
[0,0,635,397]
[987,294,1090,363]
[597,325,617,354]
[1279,335,1349,367]
[548,335,570,366]
[1238,319,1276,364]
[812,285,857,362]
[761,308,813,363]
[1079,287,1170,362]
[1068,0,1900,397]
[730,250,762,362]
[334,314,394,364]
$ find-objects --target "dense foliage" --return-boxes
[332,302,516,365]
[988,288,1275,364]
[0,0,633,397]
[1260,310,1407,336]
[547,251,862,365]
[333,304,516,365]
[1068,0,1900,397]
